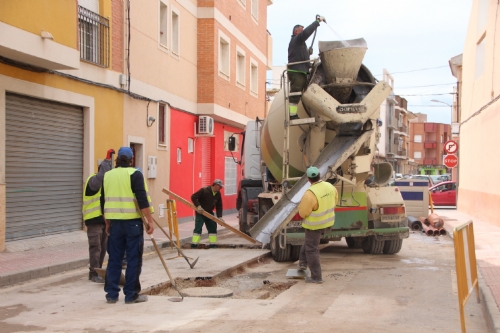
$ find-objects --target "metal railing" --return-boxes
[78,6,110,67]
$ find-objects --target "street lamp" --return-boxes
[430,99,452,124]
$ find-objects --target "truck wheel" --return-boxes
[270,237,291,262]
[362,236,384,254]
[319,239,329,244]
[345,237,363,249]
[383,239,403,254]
[290,245,301,261]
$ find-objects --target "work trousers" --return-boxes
[287,71,308,105]
[298,228,328,281]
[104,219,144,303]
[192,213,217,244]
[87,223,107,276]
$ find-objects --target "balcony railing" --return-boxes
[424,142,437,149]
[399,124,407,133]
[424,123,438,132]
[78,6,110,67]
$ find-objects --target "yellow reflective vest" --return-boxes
[82,174,102,221]
[103,167,154,220]
[302,181,336,230]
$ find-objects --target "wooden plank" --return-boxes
[162,188,257,244]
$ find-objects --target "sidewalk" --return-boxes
[438,208,500,333]
[0,212,241,288]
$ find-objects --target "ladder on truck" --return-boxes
[280,60,317,190]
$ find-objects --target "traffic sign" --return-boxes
[444,140,458,154]
[443,154,458,168]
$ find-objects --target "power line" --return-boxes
[373,65,448,76]
[397,82,456,89]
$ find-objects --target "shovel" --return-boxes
[134,200,184,302]
[151,217,199,269]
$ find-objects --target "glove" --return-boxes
[316,15,326,23]
[106,149,116,160]
[196,205,204,213]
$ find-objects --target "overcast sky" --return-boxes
[267,0,472,124]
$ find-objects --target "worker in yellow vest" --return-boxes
[102,147,154,304]
[297,166,338,284]
[82,149,114,283]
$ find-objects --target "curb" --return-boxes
[0,229,233,288]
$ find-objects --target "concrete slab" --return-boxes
[181,287,233,298]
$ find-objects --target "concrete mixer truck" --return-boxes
[231,38,409,262]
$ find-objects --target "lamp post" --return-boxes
[430,99,452,124]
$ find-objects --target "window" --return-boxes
[251,0,258,21]
[171,8,180,55]
[78,5,110,67]
[475,37,485,79]
[414,151,422,159]
[158,104,166,145]
[188,138,194,153]
[224,157,237,195]
[237,0,246,8]
[219,32,230,78]
[414,134,422,143]
[236,47,246,86]
[159,1,168,48]
[250,58,258,94]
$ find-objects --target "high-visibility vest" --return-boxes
[302,181,336,230]
[103,168,154,220]
[82,174,102,221]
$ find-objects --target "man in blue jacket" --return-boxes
[288,15,326,119]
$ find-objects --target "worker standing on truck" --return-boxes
[82,149,114,283]
[102,146,154,304]
[297,166,338,284]
[288,15,326,120]
[191,179,224,249]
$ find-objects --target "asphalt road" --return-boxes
[0,231,489,333]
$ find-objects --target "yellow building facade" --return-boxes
[457,0,500,227]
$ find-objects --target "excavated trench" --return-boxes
[144,254,297,300]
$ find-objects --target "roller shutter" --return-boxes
[201,137,212,187]
[5,94,84,240]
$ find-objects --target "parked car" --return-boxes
[429,181,457,206]
[410,175,437,186]
[430,175,447,185]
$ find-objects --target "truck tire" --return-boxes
[382,239,403,254]
[319,239,329,244]
[290,245,301,261]
[271,236,291,262]
[345,237,363,249]
[362,236,384,254]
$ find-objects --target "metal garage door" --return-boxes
[5,94,84,240]
[201,137,212,187]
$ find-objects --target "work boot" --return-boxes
[106,297,118,304]
[191,244,198,249]
[209,244,217,249]
[290,114,299,120]
[298,264,307,271]
[305,277,323,284]
[125,294,148,304]
[91,275,105,284]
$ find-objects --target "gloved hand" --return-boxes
[196,205,204,213]
[316,15,326,23]
[106,149,116,160]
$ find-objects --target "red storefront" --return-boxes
[169,108,242,220]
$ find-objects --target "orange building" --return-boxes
[409,122,451,175]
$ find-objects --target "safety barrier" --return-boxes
[165,199,182,260]
[453,220,480,333]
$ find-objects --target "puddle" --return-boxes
[145,254,296,299]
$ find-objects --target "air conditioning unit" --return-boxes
[198,116,214,135]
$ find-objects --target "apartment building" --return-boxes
[409,122,451,175]
[0,0,273,250]
[452,0,500,226]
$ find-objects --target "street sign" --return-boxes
[444,140,458,154]
[443,154,458,168]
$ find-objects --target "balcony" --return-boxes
[78,6,110,67]
[424,123,438,132]
[398,148,407,156]
[423,158,437,165]
[399,124,407,133]
[424,142,437,149]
